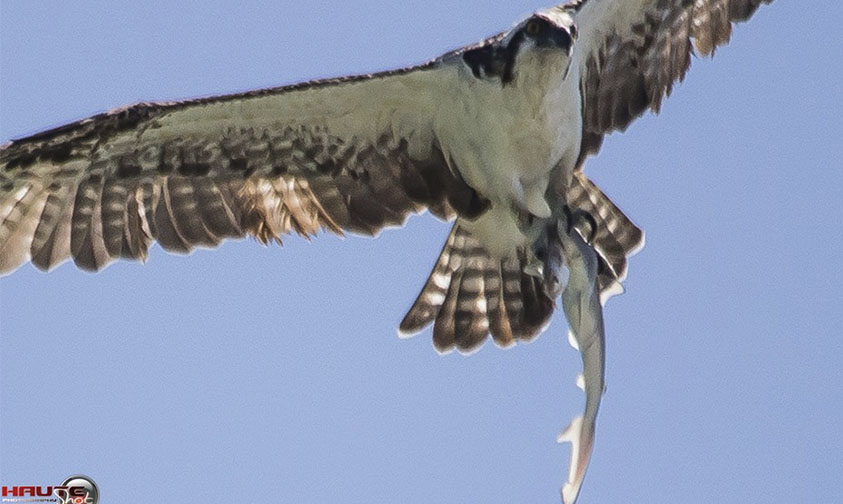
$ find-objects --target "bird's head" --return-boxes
[460,7,577,85]
[516,9,577,56]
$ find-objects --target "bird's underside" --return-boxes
[0,0,772,353]
[0,1,773,502]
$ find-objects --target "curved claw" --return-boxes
[561,206,598,244]
[524,260,544,279]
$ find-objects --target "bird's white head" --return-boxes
[459,6,577,86]
[516,8,578,56]
[499,8,578,88]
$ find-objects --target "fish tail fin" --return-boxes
[557,414,596,504]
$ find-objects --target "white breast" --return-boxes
[434,48,582,256]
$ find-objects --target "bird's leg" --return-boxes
[515,201,548,280]
[530,205,599,299]
[513,174,555,279]
[512,175,553,220]
[527,204,573,298]
[533,221,566,298]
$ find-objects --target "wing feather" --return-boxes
[70,175,112,271]
[164,177,219,247]
[0,185,47,272]
[153,179,193,254]
[0,64,486,275]
[191,178,239,240]
[101,179,128,258]
[569,0,773,163]
[31,184,76,271]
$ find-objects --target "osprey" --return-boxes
[0,0,773,502]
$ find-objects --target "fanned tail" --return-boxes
[567,172,645,299]
[399,223,554,354]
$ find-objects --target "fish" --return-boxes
[552,215,606,504]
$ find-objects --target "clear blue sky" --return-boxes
[1,1,841,503]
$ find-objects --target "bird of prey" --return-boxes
[0,0,773,502]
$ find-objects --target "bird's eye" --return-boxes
[526,20,542,37]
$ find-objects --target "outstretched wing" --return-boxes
[568,0,774,163]
[0,63,489,274]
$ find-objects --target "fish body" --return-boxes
[552,217,606,504]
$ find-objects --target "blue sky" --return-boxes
[1,1,841,503]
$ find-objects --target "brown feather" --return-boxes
[433,269,462,353]
[101,180,128,258]
[0,185,47,272]
[485,266,515,348]
[402,225,554,354]
[70,175,112,271]
[153,180,192,253]
[0,69,483,275]
[579,0,772,161]
[31,184,76,271]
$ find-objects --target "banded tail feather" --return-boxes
[399,224,555,354]
[400,175,642,353]
[567,172,644,298]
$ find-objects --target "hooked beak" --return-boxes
[563,24,578,57]
[543,27,575,55]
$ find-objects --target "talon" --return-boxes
[524,260,544,278]
[543,276,564,299]
[562,205,574,234]
[560,206,598,245]
[574,210,598,245]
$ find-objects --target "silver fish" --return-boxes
[553,216,606,504]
